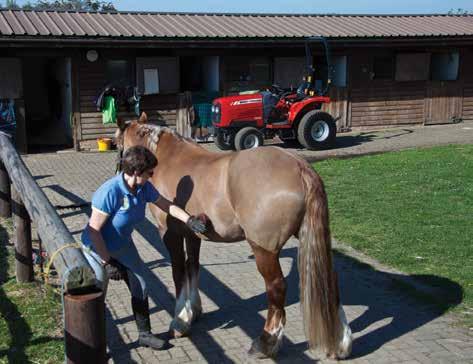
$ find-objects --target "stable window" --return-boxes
[143,68,159,94]
[373,56,393,80]
[431,52,459,81]
[395,53,430,81]
[224,57,271,93]
[274,57,306,89]
[332,55,347,87]
[136,57,179,94]
[105,60,132,87]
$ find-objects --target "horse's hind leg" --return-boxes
[248,241,287,359]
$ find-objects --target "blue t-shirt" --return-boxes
[81,172,160,252]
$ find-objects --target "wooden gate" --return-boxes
[425,82,462,125]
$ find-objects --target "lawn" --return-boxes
[0,217,64,364]
[314,144,473,325]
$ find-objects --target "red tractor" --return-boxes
[211,37,337,151]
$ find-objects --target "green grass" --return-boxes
[0,218,63,364]
[314,144,473,326]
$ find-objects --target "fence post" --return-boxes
[64,291,106,364]
[0,161,11,218]
[12,186,33,282]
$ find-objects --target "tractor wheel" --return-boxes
[214,129,235,150]
[297,111,336,150]
[234,127,264,151]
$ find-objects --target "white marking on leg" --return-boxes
[337,305,353,359]
[175,278,193,325]
[267,317,285,357]
[189,271,202,320]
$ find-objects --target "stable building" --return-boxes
[1,9,473,152]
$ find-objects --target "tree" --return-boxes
[4,0,116,11]
[3,0,21,9]
[448,8,469,15]
[34,0,115,11]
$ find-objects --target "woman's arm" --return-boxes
[153,195,206,233]
[154,195,190,223]
[87,209,112,262]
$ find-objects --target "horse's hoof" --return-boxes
[248,333,280,359]
[248,338,270,359]
[326,352,338,360]
[169,329,187,339]
[169,319,191,339]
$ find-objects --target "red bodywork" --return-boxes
[213,93,331,129]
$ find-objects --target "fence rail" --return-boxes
[0,131,106,363]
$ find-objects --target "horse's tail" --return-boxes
[298,163,340,354]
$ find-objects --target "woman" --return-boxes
[81,145,206,350]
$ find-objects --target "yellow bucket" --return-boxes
[97,138,112,152]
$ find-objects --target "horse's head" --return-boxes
[116,112,178,153]
[116,111,149,151]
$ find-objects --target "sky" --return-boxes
[10,0,473,14]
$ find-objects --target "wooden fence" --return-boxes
[0,131,106,363]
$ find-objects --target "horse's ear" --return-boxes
[116,117,126,131]
[138,112,148,124]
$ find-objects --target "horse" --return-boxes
[115,112,352,359]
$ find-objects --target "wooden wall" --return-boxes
[463,84,473,121]
[461,49,473,121]
[322,87,349,131]
[75,45,473,141]
[77,57,177,141]
[346,47,473,130]
[350,82,426,128]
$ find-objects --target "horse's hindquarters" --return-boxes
[228,148,306,251]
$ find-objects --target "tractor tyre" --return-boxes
[214,129,235,151]
[234,127,264,151]
[297,111,336,150]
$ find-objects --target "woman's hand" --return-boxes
[186,215,207,234]
[154,196,208,234]
[105,257,127,281]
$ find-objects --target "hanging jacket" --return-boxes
[102,96,117,124]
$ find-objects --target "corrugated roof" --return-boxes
[1,10,473,40]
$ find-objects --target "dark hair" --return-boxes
[121,146,157,175]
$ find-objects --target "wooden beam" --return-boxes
[64,291,106,364]
[0,131,96,293]
[0,160,11,218]
[12,186,33,283]
[71,55,81,151]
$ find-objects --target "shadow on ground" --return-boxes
[131,217,462,362]
[273,129,414,153]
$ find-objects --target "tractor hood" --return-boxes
[212,93,264,128]
[213,93,263,107]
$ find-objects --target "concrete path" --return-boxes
[23,122,473,363]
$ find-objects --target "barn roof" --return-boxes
[1,10,472,42]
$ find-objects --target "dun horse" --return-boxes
[116,113,352,359]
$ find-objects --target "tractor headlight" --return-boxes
[211,103,221,123]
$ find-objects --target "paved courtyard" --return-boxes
[23,123,473,363]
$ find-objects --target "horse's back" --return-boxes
[227,147,308,251]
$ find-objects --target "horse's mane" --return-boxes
[115,121,193,152]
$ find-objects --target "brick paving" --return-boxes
[22,122,473,363]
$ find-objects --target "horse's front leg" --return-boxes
[161,229,188,337]
[163,230,202,338]
[248,241,287,358]
[185,235,202,322]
